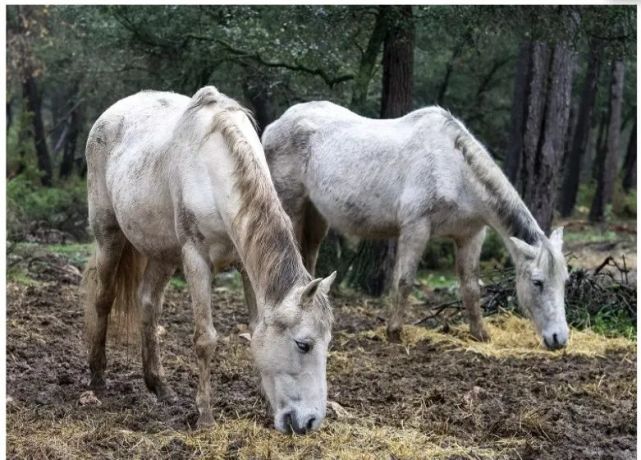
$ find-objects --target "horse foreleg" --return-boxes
[240,268,258,333]
[140,259,175,401]
[182,243,217,428]
[386,221,431,342]
[88,231,126,388]
[455,228,490,342]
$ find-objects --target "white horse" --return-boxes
[262,101,569,350]
[83,86,336,434]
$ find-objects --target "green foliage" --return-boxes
[420,238,454,270]
[590,308,636,339]
[7,174,87,241]
[46,243,93,266]
[612,182,637,219]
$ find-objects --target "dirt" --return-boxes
[7,263,637,459]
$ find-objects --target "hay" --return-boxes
[7,409,521,460]
[365,313,635,358]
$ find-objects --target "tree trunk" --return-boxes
[437,29,471,106]
[621,120,636,193]
[591,108,609,180]
[515,40,575,234]
[559,43,601,217]
[590,59,625,222]
[242,76,276,136]
[380,6,414,118]
[6,97,13,130]
[350,8,387,113]
[60,105,81,178]
[505,42,533,186]
[22,74,52,186]
[349,5,414,296]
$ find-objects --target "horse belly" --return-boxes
[115,191,182,261]
[306,168,401,239]
[108,156,182,261]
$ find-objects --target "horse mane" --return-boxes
[189,87,311,305]
[444,111,544,246]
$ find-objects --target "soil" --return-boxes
[7,261,637,459]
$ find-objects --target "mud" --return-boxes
[7,268,636,459]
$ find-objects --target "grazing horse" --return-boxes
[262,101,569,350]
[83,86,336,434]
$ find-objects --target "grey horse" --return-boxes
[83,87,335,433]
[261,101,569,350]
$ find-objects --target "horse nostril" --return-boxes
[306,417,316,431]
[552,333,559,345]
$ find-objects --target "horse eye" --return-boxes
[532,280,544,289]
[295,340,311,353]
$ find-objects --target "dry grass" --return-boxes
[8,408,519,460]
[362,313,635,358]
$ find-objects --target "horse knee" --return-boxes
[95,288,115,317]
[194,328,218,360]
[396,277,413,300]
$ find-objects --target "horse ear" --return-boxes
[318,271,337,295]
[301,271,337,303]
[510,237,537,260]
[301,278,323,302]
[549,227,564,252]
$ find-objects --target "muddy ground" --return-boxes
[7,247,636,460]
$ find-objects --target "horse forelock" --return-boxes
[208,104,311,306]
[312,290,334,331]
[538,240,568,282]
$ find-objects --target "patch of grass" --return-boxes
[591,309,636,340]
[416,270,458,290]
[564,228,619,244]
[46,243,93,267]
[170,276,188,291]
[6,267,41,287]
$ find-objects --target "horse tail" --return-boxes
[445,112,542,244]
[83,240,147,346]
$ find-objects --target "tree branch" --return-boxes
[215,39,354,88]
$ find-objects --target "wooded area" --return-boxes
[6,7,638,458]
[6,5,637,291]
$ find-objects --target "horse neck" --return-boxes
[231,206,309,305]
[214,111,309,305]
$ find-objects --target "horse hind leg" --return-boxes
[387,221,431,342]
[140,259,175,401]
[301,202,328,276]
[86,217,126,389]
[241,269,258,333]
[455,227,490,342]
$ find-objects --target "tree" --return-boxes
[590,59,625,222]
[8,6,53,186]
[621,119,636,193]
[559,42,602,217]
[506,38,576,233]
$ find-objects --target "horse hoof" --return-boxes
[471,327,491,342]
[386,326,403,343]
[196,413,214,429]
[155,385,176,403]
